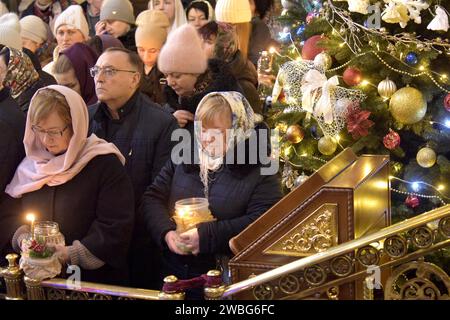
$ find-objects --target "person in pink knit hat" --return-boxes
[157,23,242,131]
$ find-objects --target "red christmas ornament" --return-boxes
[445,93,450,112]
[405,195,420,208]
[343,67,363,86]
[302,35,327,60]
[346,103,374,139]
[383,129,401,150]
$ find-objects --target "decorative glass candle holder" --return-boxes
[34,221,65,247]
[173,198,215,234]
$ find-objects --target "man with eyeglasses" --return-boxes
[88,47,178,289]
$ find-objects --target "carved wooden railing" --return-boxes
[214,204,450,300]
[0,254,220,300]
[1,205,449,300]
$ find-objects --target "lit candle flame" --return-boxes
[26,213,35,223]
[26,213,36,240]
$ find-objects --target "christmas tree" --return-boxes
[261,0,450,271]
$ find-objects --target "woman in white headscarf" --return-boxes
[7,85,135,286]
[148,0,187,34]
[141,91,282,298]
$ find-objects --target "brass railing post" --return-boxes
[0,254,24,300]
[363,276,374,300]
[23,276,46,300]
[204,270,225,300]
[158,275,185,300]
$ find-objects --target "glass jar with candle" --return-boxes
[173,198,215,234]
[34,221,65,247]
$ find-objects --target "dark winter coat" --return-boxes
[141,123,282,286]
[164,59,243,132]
[89,91,178,288]
[16,78,48,113]
[23,48,57,87]
[89,91,178,205]
[118,27,137,52]
[140,66,166,105]
[249,17,278,67]
[20,1,64,23]
[0,87,25,260]
[227,50,262,113]
[20,154,135,285]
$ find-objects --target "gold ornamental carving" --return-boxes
[385,261,450,300]
[263,204,338,257]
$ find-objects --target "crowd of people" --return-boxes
[0,0,281,298]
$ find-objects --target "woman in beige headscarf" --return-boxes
[7,85,135,286]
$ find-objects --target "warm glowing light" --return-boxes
[284,147,292,157]
[419,65,425,71]
[26,213,35,223]
[26,213,36,240]
[269,47,276,54]
[361,80,370,86]
[437,184,445,191]
[374,181,388,190]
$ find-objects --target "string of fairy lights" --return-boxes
[280,153,448,205]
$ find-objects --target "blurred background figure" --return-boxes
[185,0,214,29]
[43,4,89,75]
[215,0,252,60]
[53,42,98,105]
[148,0,186,35]
[96,0,136,50]
[0,47,47,112]
[20,15,57,86]
[135,9,170,105]
[198,21,261,114]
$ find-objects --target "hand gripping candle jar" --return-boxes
[174,198,215,234]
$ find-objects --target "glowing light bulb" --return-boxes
[412,182,420,192]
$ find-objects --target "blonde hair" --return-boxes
[29,88,72,128]
[52,54,74,75]
[235,22,251,59]
[196,94,232,126]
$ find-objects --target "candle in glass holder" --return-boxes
[26,213,36,240]
[174,198,215,234]
[34,221,65,247]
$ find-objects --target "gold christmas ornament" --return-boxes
[313,52,333,70]
[285,124,305,144]
[389,87,427,124]
[416,147,437,168]
[377,77,397,99]
[318,136,337,155]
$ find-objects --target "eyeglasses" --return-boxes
[31,125,69,139]
[90,66,138,78]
